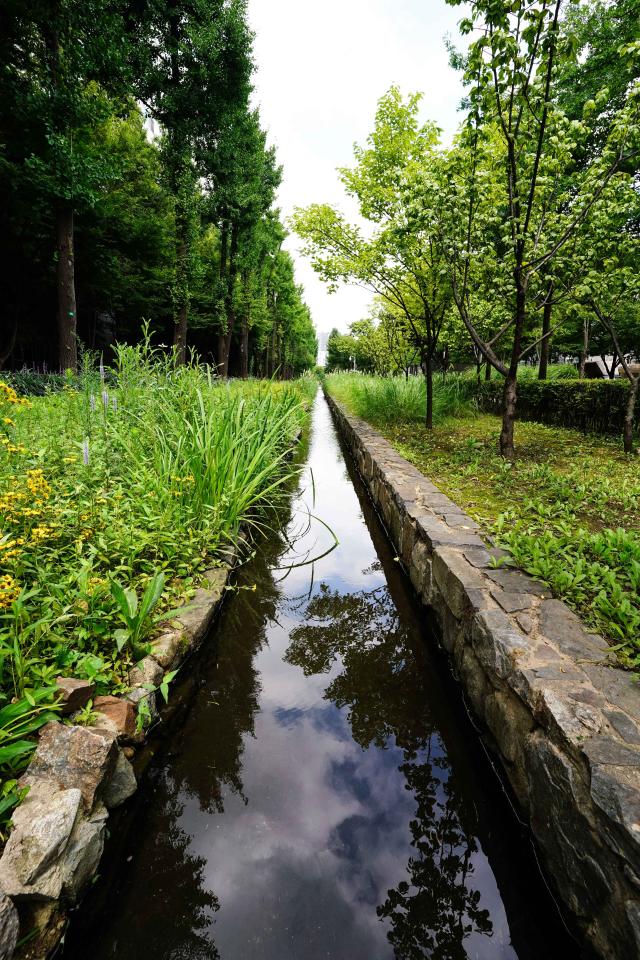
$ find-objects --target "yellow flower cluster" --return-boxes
[25,469,51,502]
[30,525,56,543]
[0,537,24,561]
[0,574,19,609]
[0,436,26,455]
[0,383,31,407]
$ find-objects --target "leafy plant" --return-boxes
[110,571,168,662]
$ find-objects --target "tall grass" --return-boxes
[0,343,312,700]
[325,372,476,426]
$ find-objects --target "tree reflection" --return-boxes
[286,580,493,959]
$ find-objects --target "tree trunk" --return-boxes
[538,296,553,380]
[220,222,239,377]
[0,310,18,370]
[173,231,188,364]
[215,222,229,376]
[623,377,638,454]
[485,360,491,381]
[171,155,194,365]
[424,355,433,430]
[500,282,525,459]
[56,204,77,372]
[579,319,590,378]
[500,373,517,459]
[240,272,250,379]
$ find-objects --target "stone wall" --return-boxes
[327,392,640,960]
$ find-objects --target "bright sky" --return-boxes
[248,0,469,342]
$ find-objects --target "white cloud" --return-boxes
[248,0,468,338]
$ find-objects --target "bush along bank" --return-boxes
[476,376,638,438]
[326,392,640,960]
[0,347,311,956]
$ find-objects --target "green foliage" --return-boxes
[111,571,167,662]
[0,346,311,824]
[338,384,640,664]
[476,377,638,437]
[0,687,61,835]
[326,373,476,426]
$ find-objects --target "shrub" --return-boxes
[476,377,637,436]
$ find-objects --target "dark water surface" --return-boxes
[62,395,580,960]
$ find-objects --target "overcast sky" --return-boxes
[247,0,468,341]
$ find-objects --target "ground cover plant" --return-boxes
[0,344,311,831]
[326,373,640,668]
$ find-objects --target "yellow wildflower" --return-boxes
[0,575,19,609]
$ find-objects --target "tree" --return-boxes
[135,0,253,363]
[0,0,135,370]
[441,0,640,456]
[204,109,282,376]
[293,87,453,427]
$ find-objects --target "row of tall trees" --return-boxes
[0,0,317,377]
[293,0,640,453]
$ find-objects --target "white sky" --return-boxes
[248,0,469,340]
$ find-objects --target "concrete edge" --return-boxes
[326,391,640,960]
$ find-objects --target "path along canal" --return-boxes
[62,395,580,960]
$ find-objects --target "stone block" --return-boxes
[102,750,137,809]
[399,515,416,567]
[484,689,533,765]
[409,539,430,597]
[605,710,640,745]
[60,803,108,902]
[535,683,605,749]
[415,515,485,551]
[589,763,640,869]
[203,566,229,598]
[149,630,188,670]
[23,723,117,809]
[525,732,610,920]
[458,647,488,719]
[470,608,531,680]
[125,686,158,725]
[491,589,533,614]
[55,678,95,716]
[432,546,490,620]
[538,599,611,663]
[0,781,81,900]
[175,585,223,649]
[93,696,136,739]
[485,568,548,596]
[0,892,18,959]
[128,655,163,690]
[584,664,640,718]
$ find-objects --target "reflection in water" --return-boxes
[62,396,578,960]
[287,581,492,959]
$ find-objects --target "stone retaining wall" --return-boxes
[327,392,640,960]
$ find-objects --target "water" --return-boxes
[62,395,580,959]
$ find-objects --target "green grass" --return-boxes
[0,344,312,828]
[326,371,476,425]
[325,373,640,668]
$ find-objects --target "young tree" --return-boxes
[443,0,640,456]
[293,88,453,427]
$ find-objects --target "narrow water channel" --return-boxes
[62,394,579,960]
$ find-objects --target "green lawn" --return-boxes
[326,374,640,667]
